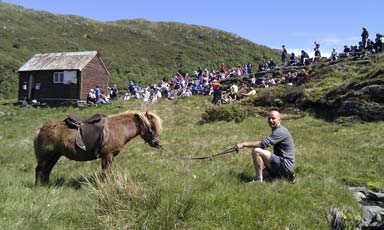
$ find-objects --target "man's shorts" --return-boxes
[264,153,293,180]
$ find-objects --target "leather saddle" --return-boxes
[65,114,109,155]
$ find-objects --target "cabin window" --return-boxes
[53,72,64,83]
[63,71,77,84]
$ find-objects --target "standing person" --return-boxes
[235,110,295,183]
[361,27,369,49]
[220,63,227,79]
[313,48,321,63]
[281,45,288,66]
[211,80,222,105]
[94,86,101,101]
[374,33,383,53]
[128,81,135,96]
[111,84,119,100]
[229,82,238,100]
[314,41,320,50]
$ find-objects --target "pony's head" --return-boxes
[135,112,163,148]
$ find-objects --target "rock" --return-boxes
[361,205,384,228]
[350,186,384,228]
[354,191,367,203]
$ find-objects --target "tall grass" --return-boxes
[0,97,382,229]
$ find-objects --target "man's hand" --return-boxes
[235,143,243,150]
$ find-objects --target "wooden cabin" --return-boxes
[18,51,109,105]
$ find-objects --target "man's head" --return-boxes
[267,110,281,128]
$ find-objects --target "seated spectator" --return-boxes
[184,87,192,97]
[237,66,244,76]
[241,87,256,98]
[192,80,199,94]
[330,48,338,61]
[97,91,108,104]
[123,92,130,101]
[265,75,276,87]
[155,89,162,101]
[221,94,231,104]
[366,39,374,53]
[289,53,297,66]
[285,72,293,85]
[142,89,150,103]
[296,69,310,85]
[290,72,299,85]
[358,42,364,52]
[247,63,253,74]
[87,89,96,104]
[343,45,351,57]
[268,59,277,69]
[300,50,310,66]
[299,69,309,77]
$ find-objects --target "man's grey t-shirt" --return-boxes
[260,125,295,172]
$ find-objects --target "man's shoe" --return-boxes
[286,173,296,183]
[249,177,264,183]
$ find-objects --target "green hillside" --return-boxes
[0,2,280,98]
[232,52,384,121]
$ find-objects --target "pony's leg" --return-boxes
[101,154,113,179]
[35,154,61,186]
[35,162,45,186]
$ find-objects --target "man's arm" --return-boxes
[236,141,261,149]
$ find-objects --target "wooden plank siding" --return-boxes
[80,56,109,100]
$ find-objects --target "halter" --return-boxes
[137,112,161,148]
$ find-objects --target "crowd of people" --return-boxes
[86,27,382,106]
[279,27,383,68]
[87,84,119,105]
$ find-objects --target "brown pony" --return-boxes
[34,111,162,186]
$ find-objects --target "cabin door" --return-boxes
[27,74,35,100]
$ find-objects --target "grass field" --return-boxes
[0,97,382,229]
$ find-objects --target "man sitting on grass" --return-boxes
[236,110,295,183]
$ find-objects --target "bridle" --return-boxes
[140,112,161,148]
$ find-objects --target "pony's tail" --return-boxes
[33,128,41,161]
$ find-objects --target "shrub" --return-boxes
[250,87,305,108]
[201,104,248,123]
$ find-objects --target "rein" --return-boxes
[157,145,178,158]
[180,146,239,160]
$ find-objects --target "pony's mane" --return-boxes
[108,111,162,133]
